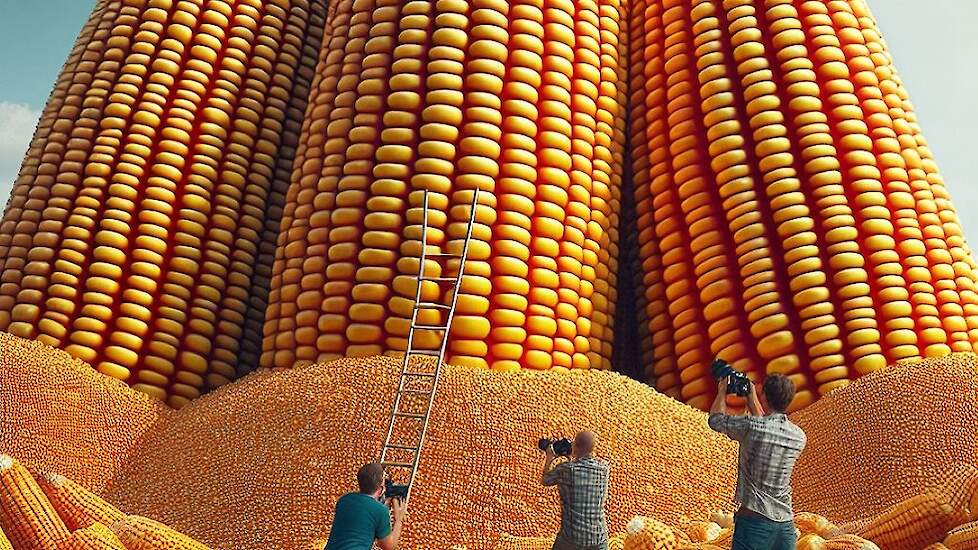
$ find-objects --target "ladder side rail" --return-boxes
[380,189,431,464]
[403,188,480,499]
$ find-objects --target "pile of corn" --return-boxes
[0,0,328,405]
[103,354,737,549]
[0,333,166,491]
[792,353,978,523]
[0,454,209,550]
[2,335,978,548]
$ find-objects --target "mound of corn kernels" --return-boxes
[0,333,168,491]
[104,354,739,549]
[792,353,978,523]
[3,335,978,549]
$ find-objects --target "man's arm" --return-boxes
[542,445,564,487]
[710,377,728,415]
[376,498,405,550]
[708,379,750,442]
[745,378,765,417]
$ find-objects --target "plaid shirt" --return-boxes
[708,413,807,522]
[543,455,610,549]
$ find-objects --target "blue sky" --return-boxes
[0,0,975,244]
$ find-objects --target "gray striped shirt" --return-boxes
[708,413,806,522]
[543,456,609,548]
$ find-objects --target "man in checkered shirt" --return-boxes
[708,373,807,550]
[541,431,610,550]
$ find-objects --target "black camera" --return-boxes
[384,478,408,500]
[710,357,751,397]
[538,437,573,457]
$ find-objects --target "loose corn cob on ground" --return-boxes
[624,516,677,549]
[112,515,211,550]
[0,455,209,550]
[34,470,126,531]
[0,455,70,550]
[626,0,978,411]
[945,521,978,550]
[63,522,126,550]
[855,491,965,550]
[0,0,328,406]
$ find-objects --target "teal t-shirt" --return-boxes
[324,492,392,550]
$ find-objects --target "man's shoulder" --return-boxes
[758,414,807,439]
[577,456,610,471]
[338,492,386,512]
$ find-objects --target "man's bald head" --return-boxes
[574,431,596,458]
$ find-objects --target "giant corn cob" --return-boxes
[0,0,327,406]
[626,0,978,409]
[260,0,629,372]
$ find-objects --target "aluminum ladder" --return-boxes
[378,187,480,505]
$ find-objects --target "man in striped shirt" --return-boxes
[708,373,807,550]
[541,431,610,550]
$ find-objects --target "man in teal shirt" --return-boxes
[325,462,406,550]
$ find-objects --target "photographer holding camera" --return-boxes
[540,431,610,550]
[708,360,807,550]
[324,462,406,550]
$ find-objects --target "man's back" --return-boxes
[325,492,392,550]
[709,412,806,522]
[543,456,610,548]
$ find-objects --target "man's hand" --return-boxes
[746,380,765,417]
[718,377,728,394]
[545,443,556,461]
[389,497,406,522]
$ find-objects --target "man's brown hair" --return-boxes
[357,462,385,494]
[762,374,796,413]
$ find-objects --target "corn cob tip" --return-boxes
[627,517,646,535]
[40,471,67,486]
[0,455,13,470]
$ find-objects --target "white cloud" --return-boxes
[0,101,41,202]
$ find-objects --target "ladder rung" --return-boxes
[415,302,451,310]
[400,388,432,395]
[413,324,449,331]
[424,253,461,259]
[407,349,441,356]
[403,371,436,377]
[394,411,426,419]
[384,444,419,451]
[417,276,458,283]
[382,461,415,469]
